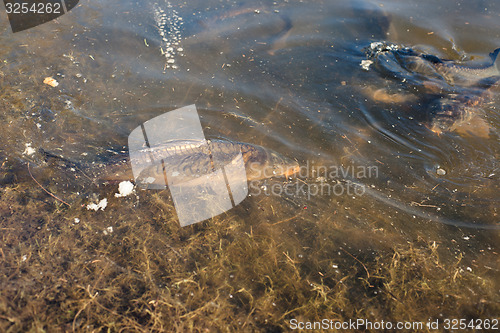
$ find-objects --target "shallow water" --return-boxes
[0,0,499,330]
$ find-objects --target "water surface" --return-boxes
[0,0,498,330]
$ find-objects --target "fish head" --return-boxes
[266,151,300,178]
[244,147,299,181]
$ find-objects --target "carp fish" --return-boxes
[365,42,500,136]
[104,138,300,189]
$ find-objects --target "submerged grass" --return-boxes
[0,159,498,332]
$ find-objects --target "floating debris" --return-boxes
[86,198,108,211]
[436,168,446,176]
[115,181,135,198]
[366,41,405,57]
[360,59,373,71]
[43,76,59,87]
[23,143,36,156]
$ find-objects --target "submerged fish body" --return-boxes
[421,48,500,87]
[365,43,500,136]
[367,43,500,86]
[127,139,299,188]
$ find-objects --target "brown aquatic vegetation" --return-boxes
[0,162,498,332]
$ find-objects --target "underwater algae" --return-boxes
[0,165,498,332]
[0,60,497,333]
[0,88,498,330]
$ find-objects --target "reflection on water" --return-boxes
[0,0,499,330]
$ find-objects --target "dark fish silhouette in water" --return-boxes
[364,43,500,137]
[421,48,500,87]
[128,139,300,188]
[32,139,299,196]
[97,139,300,189]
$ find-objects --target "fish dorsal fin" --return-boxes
[489,47,500,68]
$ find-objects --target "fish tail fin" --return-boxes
[489,47,500,69]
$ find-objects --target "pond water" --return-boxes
[0,0,498,331]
